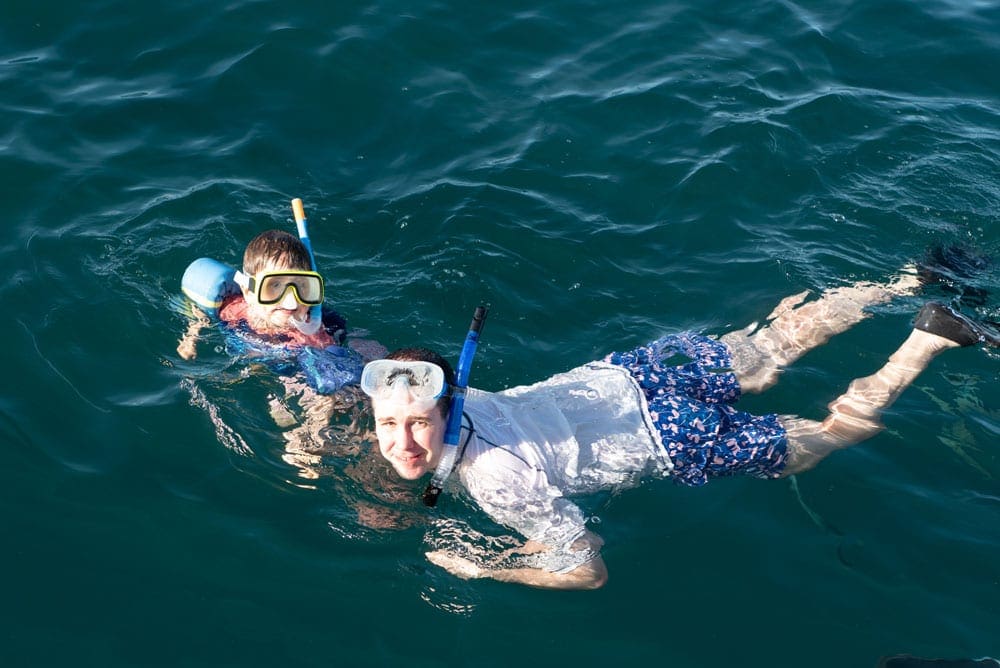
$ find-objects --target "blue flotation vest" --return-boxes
[181,258,241,318]
[180,257,363,394]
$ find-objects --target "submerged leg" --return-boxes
[778,300,994,475]
[721,271,922,394]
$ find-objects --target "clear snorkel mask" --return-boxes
[360,360,449,412]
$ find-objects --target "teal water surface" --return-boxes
[2,1,999,666]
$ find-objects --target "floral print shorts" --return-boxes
[605,332,788,487]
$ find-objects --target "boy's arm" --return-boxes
[425,530,608,590]
[177,307,210,360]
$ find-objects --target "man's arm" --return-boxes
[425,530,608,590]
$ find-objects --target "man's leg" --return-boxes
[779,301,999,475]
[721,271,922,394]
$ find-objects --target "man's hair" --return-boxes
[243,229,313,275]
[385,347,456,417]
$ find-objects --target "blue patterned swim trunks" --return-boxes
[604,332,788,486]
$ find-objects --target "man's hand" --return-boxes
[425,550,484,580]
[424,530,608,590]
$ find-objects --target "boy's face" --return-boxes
[243,260,313,332]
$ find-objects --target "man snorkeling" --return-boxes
[361,269,999,590]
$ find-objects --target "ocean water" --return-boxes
[2,0,999,665]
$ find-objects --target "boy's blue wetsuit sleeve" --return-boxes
[297,345,363,395]
[290,307,360,394]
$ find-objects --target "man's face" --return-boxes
[372,396,447,480]
[243,260,312,332]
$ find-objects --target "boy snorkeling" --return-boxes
[178,212,385,475]
[177,228,343,358]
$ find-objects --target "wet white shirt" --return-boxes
[455,361,673,555]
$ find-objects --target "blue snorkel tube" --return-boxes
[423,305,488,507]
[290,198,323,335]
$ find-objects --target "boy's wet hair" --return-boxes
[243,229,313,275]
[385,347,456,417]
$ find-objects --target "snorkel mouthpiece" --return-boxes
[290,312,320,335]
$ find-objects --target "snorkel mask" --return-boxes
[233,269,325,306]
[360,360,449,411]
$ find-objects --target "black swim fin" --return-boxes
[913,302,1000,347]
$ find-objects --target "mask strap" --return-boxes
[233,270,250,292]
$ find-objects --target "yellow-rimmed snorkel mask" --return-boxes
[234,269,325,306]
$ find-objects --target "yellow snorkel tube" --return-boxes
[289,198,323,335]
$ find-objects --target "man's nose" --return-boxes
[397,425,419,450]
